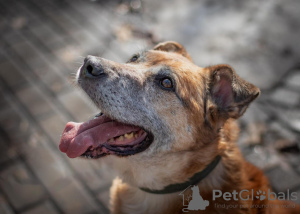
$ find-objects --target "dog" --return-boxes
[59,41,300,213]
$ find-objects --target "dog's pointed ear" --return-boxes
[153,41,192,61]
[208,64,260,119]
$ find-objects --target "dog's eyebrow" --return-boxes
[156,67,173,77]
[137,50,147,58]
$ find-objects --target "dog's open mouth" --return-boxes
[59,113,153,159]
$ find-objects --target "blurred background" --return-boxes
[0,0,299,213]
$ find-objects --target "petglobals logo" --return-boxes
[212,189,298,202]
[179,187,298,212]
[179,185,210,212]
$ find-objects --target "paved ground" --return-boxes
[0,0,299,213]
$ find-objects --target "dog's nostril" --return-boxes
[84,62,104,77]
[86,65,93,73]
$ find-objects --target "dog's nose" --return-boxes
[82,55,104,77]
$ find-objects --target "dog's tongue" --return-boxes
[59,115,139,158]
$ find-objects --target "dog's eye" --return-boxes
[128,54,139,63]
[160,78,173,89]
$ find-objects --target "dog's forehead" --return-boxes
[128,50,201,77]
[143,50,193,66]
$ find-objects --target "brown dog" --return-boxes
[59,41,300,213]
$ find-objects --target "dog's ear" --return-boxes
[153,41,192,61]
[208,64,260,120]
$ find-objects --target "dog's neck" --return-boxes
[112,149,231,192]
[139,155,222,194]
[110,157,231,214]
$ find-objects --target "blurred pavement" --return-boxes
[0,0,299,213]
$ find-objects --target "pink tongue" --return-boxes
[59,116,139,158]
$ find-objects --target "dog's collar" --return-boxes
[139,155,221,194]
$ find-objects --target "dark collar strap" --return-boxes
[139,155,221,194]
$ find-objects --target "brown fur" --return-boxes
[77,41,300,213]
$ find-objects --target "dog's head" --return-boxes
[59,41,260,189]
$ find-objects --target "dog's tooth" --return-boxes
[125,132,134,139]
[108,138,114,143]
[118,136,124,141]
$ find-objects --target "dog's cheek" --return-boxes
[153,98,194,151]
